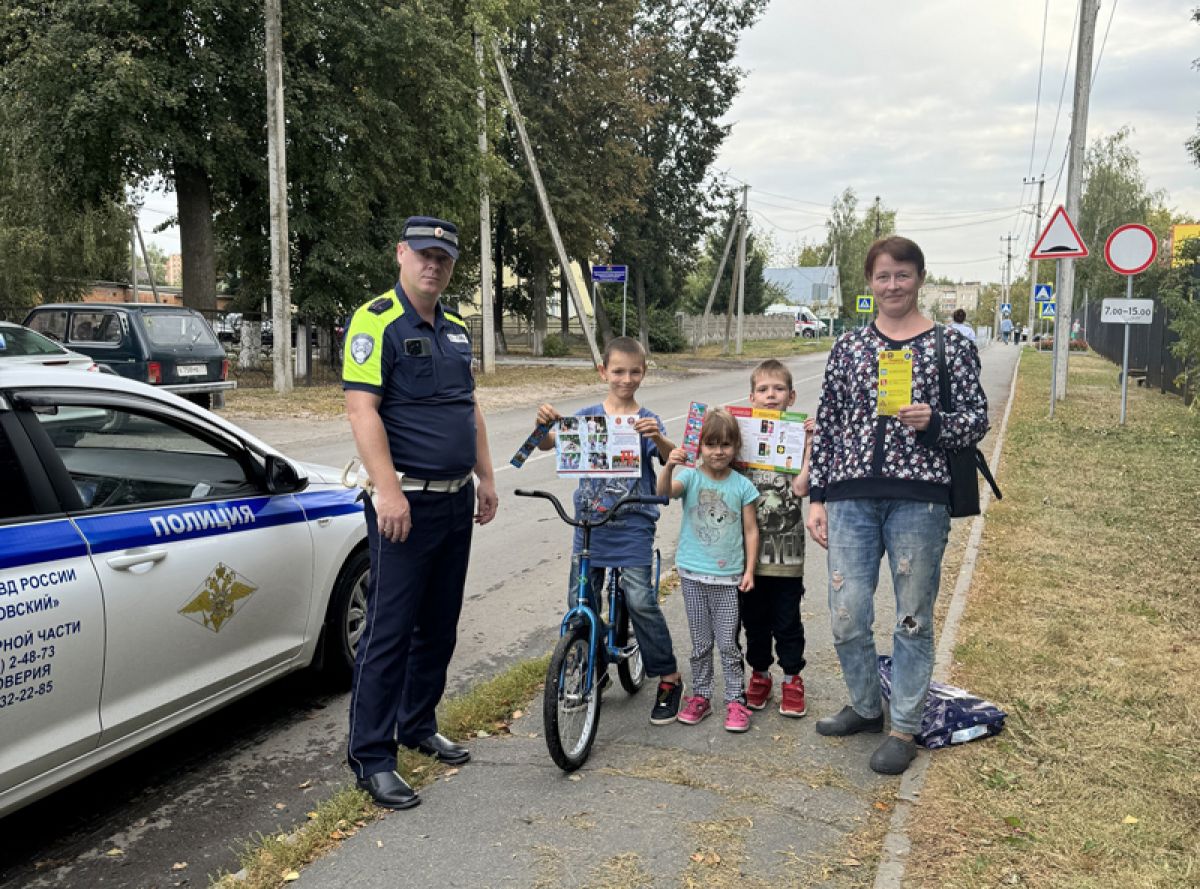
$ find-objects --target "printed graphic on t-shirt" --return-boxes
[745,469,805,570]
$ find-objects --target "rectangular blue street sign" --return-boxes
[1034,283,1054,302]
[591,264,628,283]
[1000,303,1012,314]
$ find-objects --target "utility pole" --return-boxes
[474,29,495,374]
[1024,175,1045,344]
[873,195,882,238]
[135,216,162,304]
[999,233,1015,340]
[695,212,739,353]
[265,0,293,394]
[1054,0,1099,401]
[129,209,140,304]
[735,184,749,355]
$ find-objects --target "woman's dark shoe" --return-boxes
[357,771,420,810]
[869,735,918,775]
[815,705,885,736]
[414,733,471,765]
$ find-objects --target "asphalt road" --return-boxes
[0,344,1015,889]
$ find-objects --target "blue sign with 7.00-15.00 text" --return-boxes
[591,265,628,283]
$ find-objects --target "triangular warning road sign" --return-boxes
[1030,206,1088,260]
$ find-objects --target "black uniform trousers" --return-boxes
[347,483,474,780]
[739,574,807,676]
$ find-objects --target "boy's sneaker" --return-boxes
[677,695,712,725]
[724,699,752,732]
[745,671,773,710]
[650,680,683,725]
[779,675,807,717]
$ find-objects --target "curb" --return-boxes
[872,348,1023,889]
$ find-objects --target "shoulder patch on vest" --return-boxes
[369,296,394,315]
[444,310,468,330]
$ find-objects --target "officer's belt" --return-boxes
[399,472,473,494]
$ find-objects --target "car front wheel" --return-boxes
[322,547,370,681]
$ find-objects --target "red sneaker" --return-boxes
[745,671,772,710]
[779,674,807,717]
[677,695,712,725]
[724,699,752,733]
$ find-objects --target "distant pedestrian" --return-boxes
[806,236,989,775]
[1000,316,1013,344]
[659,409,761,734]
[343,216,499,811]
[949,308,976,344]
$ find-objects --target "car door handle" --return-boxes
[107,549,168,570]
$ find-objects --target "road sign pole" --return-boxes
[1049,260,1062,418]
[1120,275,1132,425]
[621,279,627,337]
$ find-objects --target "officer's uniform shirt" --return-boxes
[342,286,476,479]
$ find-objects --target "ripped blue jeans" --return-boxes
[825,498,950,735]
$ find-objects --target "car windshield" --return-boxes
[140,312,219,347]
[0,325,68,357]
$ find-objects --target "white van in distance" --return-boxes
[764,304,824,338]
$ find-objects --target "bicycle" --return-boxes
[514,487,668,771]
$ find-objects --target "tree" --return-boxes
[1075,127,1168,299]
[681,214,776,315]
[1188,8,1200,169]
[610,0,768,349]
[826,188,896,318]
[0,125,127,311]
[494,0,654,353]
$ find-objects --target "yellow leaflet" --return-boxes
[877,349,913,416]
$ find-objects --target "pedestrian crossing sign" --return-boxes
[1034,283,1053,302]
[1039,300,1056,319]
[856,295,874,314]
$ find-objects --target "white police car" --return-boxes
[0,366,367,816]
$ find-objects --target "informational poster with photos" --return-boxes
[555,414,642,478]
[876,348,914,416]
[727,406,808,475]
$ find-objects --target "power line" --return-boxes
[904,211,1023,234]
[1039,0,1081,178]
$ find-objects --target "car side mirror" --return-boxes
[264,454,307,494]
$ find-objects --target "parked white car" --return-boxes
[0,321,101,372]
[0,366,368,816]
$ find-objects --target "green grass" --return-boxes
[904,350,1200,889]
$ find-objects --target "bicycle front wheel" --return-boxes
[614,596,646,694]
[543,624,602,771]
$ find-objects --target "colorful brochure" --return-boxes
[555,414,641,478]
[727,406,808,474]
[877,348,914,416]
[509,423,551,468]
[680,401,708,467]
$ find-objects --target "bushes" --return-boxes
[541,333,569,357]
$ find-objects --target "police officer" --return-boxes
[343,216,499,810]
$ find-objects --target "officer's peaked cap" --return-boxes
[401,216,460,261]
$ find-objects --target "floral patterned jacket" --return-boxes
[809,323,989,505]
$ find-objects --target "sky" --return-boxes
[714,0,1199,283]
[142,1,1198,287]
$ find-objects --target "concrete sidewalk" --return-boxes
[300,343,1022,888]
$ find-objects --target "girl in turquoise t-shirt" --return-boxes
[658,408,760,732]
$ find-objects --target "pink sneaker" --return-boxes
[676,695,712,725]
[745,671,772,710]
[724,699,752,733]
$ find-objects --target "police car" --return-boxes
[0,366,367,817]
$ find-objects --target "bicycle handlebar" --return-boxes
[515,488,669,530]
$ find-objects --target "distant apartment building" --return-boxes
[165,253,183,288]
[918,282,981,319]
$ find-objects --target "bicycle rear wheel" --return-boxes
[614,592,646,694]
[543,624,602,771]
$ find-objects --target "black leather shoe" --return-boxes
[815,705,885,737]
[414,733,470,765]
[357,770,420,810]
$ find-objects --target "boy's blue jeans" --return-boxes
[568,556,678,678]
[825,498,950,736]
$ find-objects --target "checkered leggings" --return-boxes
[680,577,744,703]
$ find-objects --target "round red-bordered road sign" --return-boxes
[1104,224,1158,275]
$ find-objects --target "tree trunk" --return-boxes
[494,205,507,354]
[635,264,649,354]
[532,262,548,356]
[174,162,217,312]
[560,266,569,337]
[580,258,613,346]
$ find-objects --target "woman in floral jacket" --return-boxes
[805,236,989,775]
